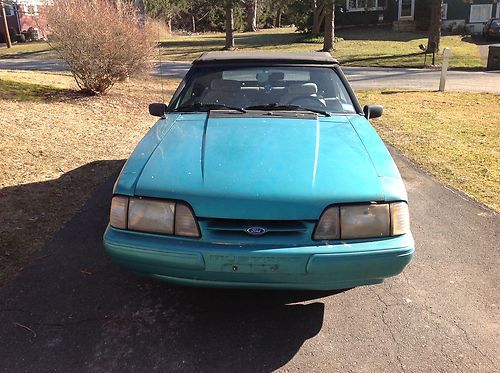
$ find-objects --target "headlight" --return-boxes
[174,203,201,237]
[129,198,175,235]
[390,201,410,236]
[109,196,200,238]
[110,195,129,229]
[313,206,340,240]
[313,202,409,240]
[341,204,390,239]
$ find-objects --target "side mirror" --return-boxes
[149,103,168,117]
[363,104,383,119]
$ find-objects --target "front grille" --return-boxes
[199,218,316,246]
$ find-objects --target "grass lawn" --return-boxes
[0,70,497,285]
[0,41,52,58]
[160,27,483,69]
[357,90,499,211]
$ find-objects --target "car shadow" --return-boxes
[0,160,346,372]
[341,52,425,65]
[460,35,491,45]
[0,77,91,102]
[337,27,427,42]
[0,160,126,285]
[0,48,54,60]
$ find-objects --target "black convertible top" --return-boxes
[193,51,339,65]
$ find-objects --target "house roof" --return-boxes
[194,52,339,65]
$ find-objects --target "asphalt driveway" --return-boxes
[0,150,498,372]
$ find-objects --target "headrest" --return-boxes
[210,79,241,91]
[287,83,318,95]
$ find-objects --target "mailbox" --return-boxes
[487,44,500,70]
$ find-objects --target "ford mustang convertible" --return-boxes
[103,52,414,290]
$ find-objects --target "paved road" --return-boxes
[345,66,500,92]
[156,61,500,93]
[0,53,68,73]
[0,150,498,372]
[1,57,499,92]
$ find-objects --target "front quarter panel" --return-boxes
[114,114,182,196]
[348,115,408,202]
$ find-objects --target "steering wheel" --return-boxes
[288,96,327,109]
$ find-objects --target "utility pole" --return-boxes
[1,0,13,48]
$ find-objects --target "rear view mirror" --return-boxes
[149,103,168,117]
[363,105,383,119]
[268,72,285,81]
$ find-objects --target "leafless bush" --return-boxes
[46,0,154,95]
[146,18,172,41]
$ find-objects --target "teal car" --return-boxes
[103,52,414,290]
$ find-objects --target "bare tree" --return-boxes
[166,16,172,33]
[244,0,257,32]
[275,8,282,27]
[191,3,196,32]
[224,0,235,49]
[312,0,325,37]
[323,0,335,52]
[143,0,185,33]
[427,0,443,53]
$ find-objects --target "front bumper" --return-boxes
[103,226,414,290]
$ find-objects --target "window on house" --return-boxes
[469,4,492,23]
[441,3,448,20]
[347,0,384,11]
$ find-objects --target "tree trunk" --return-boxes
[312,2,325,36]
[192,14,196,33]
[134,0,146,27]
[1,0,12,48]
[224,0,235,50]
[245,0,257,32]
[166,17,172,34]
[323,0,335,52]
[427,0,443,53]
[275,10,282,28]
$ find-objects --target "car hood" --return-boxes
[131,113,398,220]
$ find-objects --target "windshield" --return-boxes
[172,66,357,115]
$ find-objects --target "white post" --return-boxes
[439,48,452,92]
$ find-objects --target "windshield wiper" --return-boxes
[174,103,246,113]
[245,103,330,117]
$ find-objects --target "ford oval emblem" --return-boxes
[246,227,267,236]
